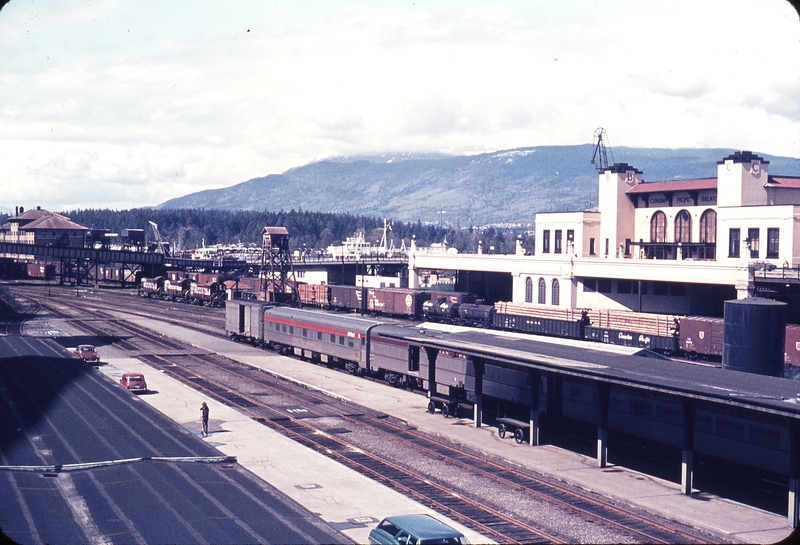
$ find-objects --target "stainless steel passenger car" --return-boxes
[261,307,383,374]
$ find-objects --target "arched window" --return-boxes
[525,277,533,303]
[537,278,546,304]
[551,279,560,306]
[699,209,716,243]
[674,210,692,243]
[650,211,667,243]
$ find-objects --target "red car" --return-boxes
[119,373,147,393]
[74,344,100,363]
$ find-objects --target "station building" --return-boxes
[0,206,88,248]
[410,151,800,318]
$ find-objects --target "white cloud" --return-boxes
[0,0,797,212]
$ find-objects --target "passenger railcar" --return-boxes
[224,302,794,476]
[261,306,383,375]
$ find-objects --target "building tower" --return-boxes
[260,226,299,304]
[597,163,643,258]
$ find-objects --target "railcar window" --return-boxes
[629,398,653,417]
[317,331,323,341]
[695,413,712,432]
[656,404,681,424]
[348,338,354,348]
[750,426,782,448]
[339,336,344,345]
[716,417,745,439]
[282,324,287,333]
[330,333,336,343]
[303,328,308,337]
[289,326,294,334]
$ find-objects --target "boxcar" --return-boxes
[785,324,800,366]
[329,285,363,312]
[298,283,331,307]
[679,316,724,359]
[226,299,265,343]
[367,288,428,318]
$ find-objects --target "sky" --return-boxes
[0,0,798,213]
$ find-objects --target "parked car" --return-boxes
[368,514,469,545]
[119,373,147,393]
[74,344,100,363]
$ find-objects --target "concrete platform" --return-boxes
[94,314,796,544]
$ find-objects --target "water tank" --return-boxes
[723,298,786,377]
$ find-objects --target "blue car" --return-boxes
[368,514,469,545]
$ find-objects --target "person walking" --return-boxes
[200,402,209,437]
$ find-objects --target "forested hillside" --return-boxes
[55,208,532,255]
[157,146,800,225]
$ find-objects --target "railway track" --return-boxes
[9,286,724,543]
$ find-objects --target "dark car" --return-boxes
[119,373,147,393]
[368,514,469,545]
[74,344,100,363]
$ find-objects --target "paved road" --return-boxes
[0,336,349,545]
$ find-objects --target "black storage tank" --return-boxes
[723,298,786,377]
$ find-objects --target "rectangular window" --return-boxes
[542,230,550,253]
[330,333,336,343]
[728,228,740,258]
[289,326,294,335]
[583,278,597,292]
[624,238,631,256]
[748,228,759,259]
[617,280,632,294]
[554,230,562,253]
[652,281,669,296]
[317,331,323,341]
[282,324,287,333]
[629,398,653,417]
[339,336,345,345]
[604,238,609,257]
[670,283,685,296]
[597,278,612,293]
[408,345,420,372]
[302,328,308,337]
[589,238,596,255]
[767,228,779,259]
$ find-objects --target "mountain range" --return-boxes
[157,145,800,226]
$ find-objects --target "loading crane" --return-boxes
[148,221,169,256]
